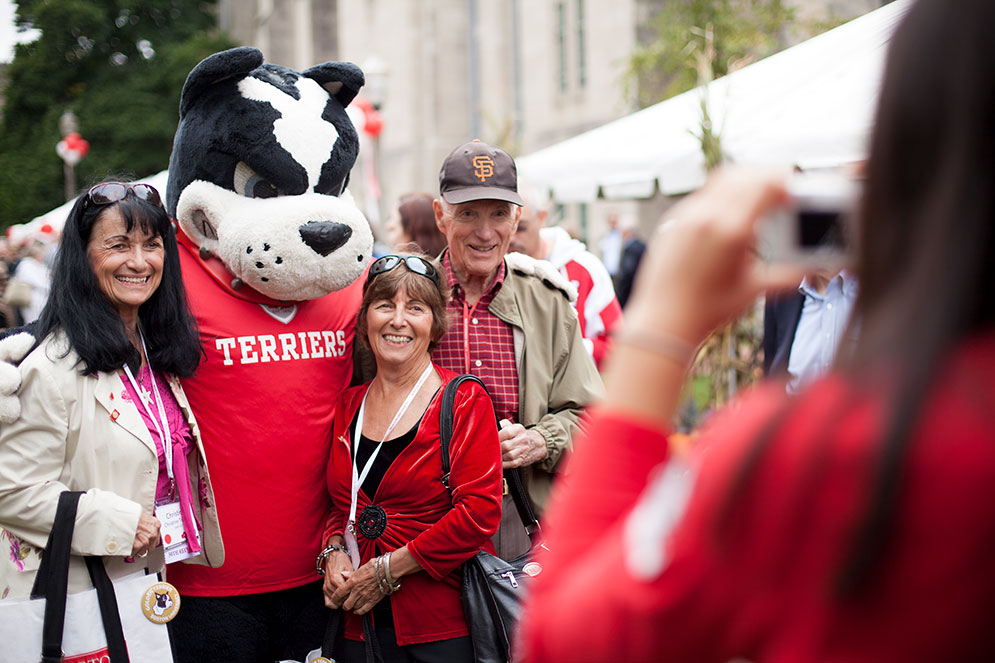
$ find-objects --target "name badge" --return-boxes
[155,500,200,564]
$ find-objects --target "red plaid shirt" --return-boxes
[432,252,520,423]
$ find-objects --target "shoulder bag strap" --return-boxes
[30,491,131,663]
[84,557,130,662]
[438,375,540,541]
[31,491,84,663]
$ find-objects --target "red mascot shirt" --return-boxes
[168,244,362,595]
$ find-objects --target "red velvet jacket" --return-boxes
[521,335,995,662]
[324,365,503,646]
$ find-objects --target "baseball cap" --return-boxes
[439,140,524,206]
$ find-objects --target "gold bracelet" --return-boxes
[616,329,697,366]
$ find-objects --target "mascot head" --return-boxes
[166,47,373,302]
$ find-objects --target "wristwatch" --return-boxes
[315,543,349,576]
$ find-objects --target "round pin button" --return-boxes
[357,504,388,539]
[142,581,181,624]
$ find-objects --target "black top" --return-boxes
[350,413,421,499]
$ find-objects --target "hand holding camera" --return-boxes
[624,168,806,349]
[755,172,860,270]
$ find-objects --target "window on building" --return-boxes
[557,2,568,93]
[577,0,586,88]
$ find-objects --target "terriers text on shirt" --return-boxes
[214,329,348,366]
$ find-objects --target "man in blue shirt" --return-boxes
[763,269,858,393]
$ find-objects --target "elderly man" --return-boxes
[510,198,622,369]
[431,140,603,558]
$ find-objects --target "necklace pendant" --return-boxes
[138,385,153,406]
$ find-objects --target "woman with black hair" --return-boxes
[0,182,223,599]
[520,0,995,661]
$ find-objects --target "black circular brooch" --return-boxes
[357,504,387,539]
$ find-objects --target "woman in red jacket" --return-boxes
[520,1,995,661]
[320,253,502,662]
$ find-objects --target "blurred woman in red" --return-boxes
[520,0,995,660]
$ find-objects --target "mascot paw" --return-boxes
[0,331,35,364]
[505,252,578,303]
[0,332,33,423]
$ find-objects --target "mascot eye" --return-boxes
[234,161,279,199]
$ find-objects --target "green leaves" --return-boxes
[626,0,795,108]
[0,0,234,227]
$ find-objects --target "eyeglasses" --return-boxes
[369,255,441,290]
[85,182,164,209]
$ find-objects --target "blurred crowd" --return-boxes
[0,233,57,330]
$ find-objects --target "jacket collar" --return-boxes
[485,259,523,328]
[93,369,157,456]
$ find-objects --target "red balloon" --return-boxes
[350,97,384,137]
[353,96,373,113]
[362,107,383,137]
[64,132,90,157]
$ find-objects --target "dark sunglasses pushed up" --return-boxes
[369,255,441,290]
[85,182,164,210]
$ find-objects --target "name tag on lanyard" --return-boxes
[155,499,200,564]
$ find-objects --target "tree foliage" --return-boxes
[0,0,234,228]
[628,0,795,109]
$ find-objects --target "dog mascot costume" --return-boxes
[1,47,375,660]
[163,47,376,660]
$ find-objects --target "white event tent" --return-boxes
[517,0,911,203]
[8,170,169,245]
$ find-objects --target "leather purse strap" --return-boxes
[321,608,384,663]
[438,375,540,539]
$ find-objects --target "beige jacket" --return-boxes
[490,259,605,514]
[0,333,223,599]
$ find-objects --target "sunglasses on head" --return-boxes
[85,182,164,209]
[369,255,441,290]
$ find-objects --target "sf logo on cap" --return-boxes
[473,156,495,182]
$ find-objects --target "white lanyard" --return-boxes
[348,362,433,527]
[122,330,175,493]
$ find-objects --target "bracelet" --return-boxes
[374,554,389,595]
[383,551,401,593]
[315,543,349,576]
[616,329,698,367]
[374,553,401,595]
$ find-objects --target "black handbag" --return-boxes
[439,375,544,663]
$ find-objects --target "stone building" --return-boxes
[218,0,884,244]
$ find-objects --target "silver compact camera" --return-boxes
[756,173,860,269]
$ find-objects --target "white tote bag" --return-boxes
[0,492,174,663]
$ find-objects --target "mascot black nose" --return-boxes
[299,221,353,257]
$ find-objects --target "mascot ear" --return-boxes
[302,62,365,108]
[179,47,265,118]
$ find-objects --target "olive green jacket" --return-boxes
[489,258,605,514]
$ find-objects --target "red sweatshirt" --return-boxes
[167,244,363,595]
[324,366,503,645]
[520,335,995,662]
